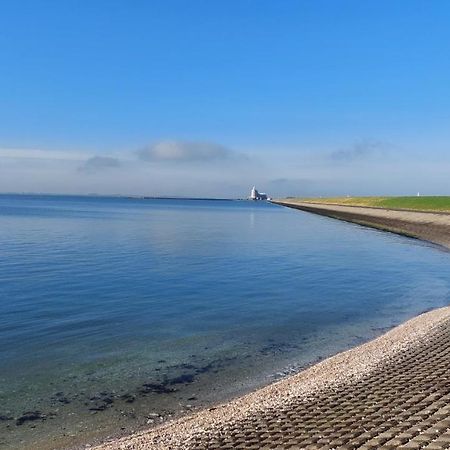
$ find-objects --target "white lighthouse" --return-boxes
[249,186,268,201]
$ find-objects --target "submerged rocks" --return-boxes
[140,370,198,395]
[169,374,195,385]
[195,362,215,374]
[140,382,177,394]
[16,411,46,426]
[88,392,115,412]
[89,404,108,412]
[120,393,136,403]
[6,354,242,434]
[50,391,72,406]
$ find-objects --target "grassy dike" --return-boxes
[286,196,450,213]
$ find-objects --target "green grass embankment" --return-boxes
[283,196,450,213]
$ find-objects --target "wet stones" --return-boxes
[89,404,108,412]
[138,356,238,400]
[88,393,115,411]
[120,393,136,403]
[141,368,200,395]
[103,396,114,405]
[140,382,177,394]
[146,413,162,425]
[50,391,72,405]
[195,362,215,374]
[16,411,46,426]
[169,374,195,385]
[57,396,71,404]
[0,415,13,422]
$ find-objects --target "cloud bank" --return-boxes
[1,138,450,198]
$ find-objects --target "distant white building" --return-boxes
[250,186,269,201]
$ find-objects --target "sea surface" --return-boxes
[0,195,449,449]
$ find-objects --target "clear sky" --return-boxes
[1,0,450,197]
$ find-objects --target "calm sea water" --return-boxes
[0,195,449,449]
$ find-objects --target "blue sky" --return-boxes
[1,0,450,197]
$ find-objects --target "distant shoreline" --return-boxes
[0,192,243,201]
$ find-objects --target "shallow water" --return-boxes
[0,195,449,449]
